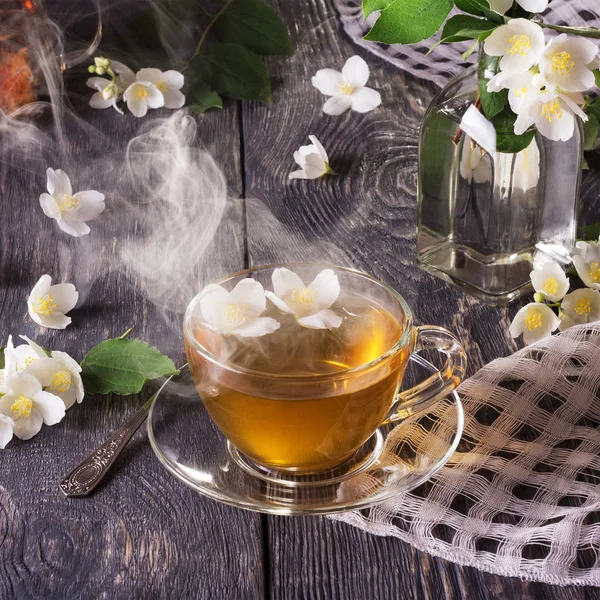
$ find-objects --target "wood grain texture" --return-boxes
[242,0,600,598]
[0,83,263,599]
[2,0,600,597]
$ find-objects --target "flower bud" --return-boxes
[101,83,116,100]
[95,66,106,75]
[88,65,96,73]
[94,56,111,69]
[533,292,546,304]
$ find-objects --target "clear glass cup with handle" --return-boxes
[184,264,467,476]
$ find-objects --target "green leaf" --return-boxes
[478,54,507,119]
[187,81,223,112]
[594,70,600,89]
[454,0,504,24]
[364,0,454,45]
[583,114,599,151]
[80,338,179,395]
[580,223,600,240]
[541,23,600,40]
[491,109,536,154]
[191,42,272,103]
[363,0,393,18]
[438,14,496,44]
[586,97,600,122]
[462,40,479,61]
[0,347,5,371]
[214,0,294,56]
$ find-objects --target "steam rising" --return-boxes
[1,0,356,345]
[119,113,228,312]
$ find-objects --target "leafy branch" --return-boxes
[362,0,600,45]
[118,0,294,112]
[186,0,294,109]
[362,0,600,154]
[188,0,234,63]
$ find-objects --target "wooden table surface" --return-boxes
[2,0,600,598]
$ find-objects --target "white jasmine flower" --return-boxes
[39,168,106,237]
[136,68,185,109]
[26,351,84,410]
[0,373,65,440]
[460,105,497,156]
[312,55,381,115]
[559,288,600,331]
[572,240,591,258]
[3,334,47,377]
[266,268,342,330]
[530,261,569,302]
[488,0,548,15]
[539,35,598,93]
[200,279,280,337]
[0,414,14,449]
[86,60,135,113]
[509,302,560,345]
[87,78,123,112]
[460,139,492,184]
[487,69,543,115]
[513,138,540,191]
[484,19,546,74]
[572,239,600,290]
[514,90,587,142]
[289,135,334,180]
[123,81,164,118]
[27,274,78,330]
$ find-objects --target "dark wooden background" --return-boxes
[2,0,600,598]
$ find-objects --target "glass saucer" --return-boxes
[147,357,464,516]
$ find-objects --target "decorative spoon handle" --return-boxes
[59,393,156,498]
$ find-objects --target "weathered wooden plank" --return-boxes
[242,0,595,597]
[0,93,263,598]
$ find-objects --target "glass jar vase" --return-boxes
[416,64,583,306]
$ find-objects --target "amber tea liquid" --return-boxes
[185,294,409,472]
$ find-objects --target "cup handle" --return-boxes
[383,326,467,424]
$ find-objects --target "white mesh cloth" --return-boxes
[332,0,600,88]
[331,323,600,586]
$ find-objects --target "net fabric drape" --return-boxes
[331,323,600,586]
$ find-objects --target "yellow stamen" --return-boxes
[135,86,148,100]
[542,278,558,296]
[589,262,600,283]
[507,34,532,57]
[336,80,354,96]
[48,370,72,394]
[514,87,528,98]
[541,99,563,123]
[574,298,592,316]
[551,51,575,76]
[34,294,58,315]
[11,395,33,418]
[221,303,247,326]
[58,194,80,213]
[524,307,543,331]
[291,287,318,306]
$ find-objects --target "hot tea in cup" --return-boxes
[184,265,466,474]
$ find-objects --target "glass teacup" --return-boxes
[184,264,466,474]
